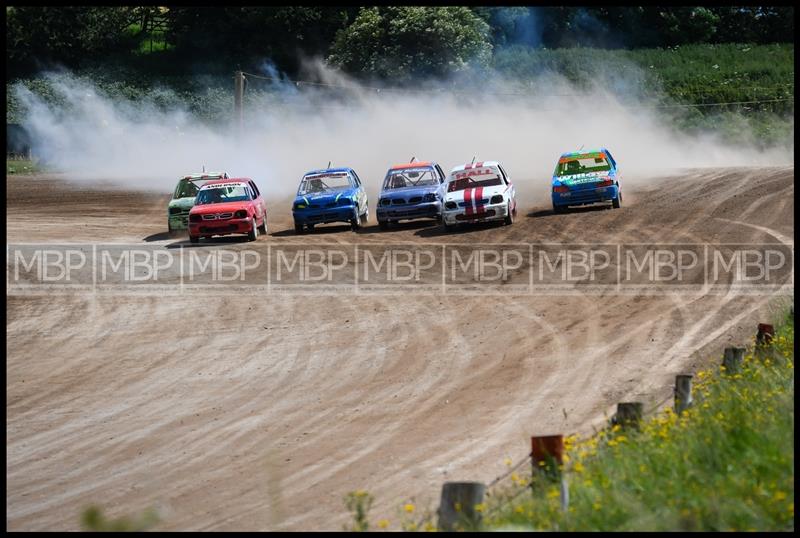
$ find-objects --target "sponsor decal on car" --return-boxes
[559,171,610,184]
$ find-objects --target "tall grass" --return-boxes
[483,310,794,531]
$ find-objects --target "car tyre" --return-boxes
[378,220,389,230]
[504,201,514,225]
[189,235,199,244]
[248,217,258,241]
[553,204,566,214]
[351,209,362,231]
[612,191,621,209]
[294,219,304,235]
[258,213,267,233]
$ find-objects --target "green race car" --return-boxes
[167,172,229,232]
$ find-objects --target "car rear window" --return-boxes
[555,153,612,177]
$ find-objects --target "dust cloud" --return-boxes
[12,58,793,203]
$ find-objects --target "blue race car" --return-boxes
[551,148,622,213]
[376,160,447,229]
[292,167,369,233]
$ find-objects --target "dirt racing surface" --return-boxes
[6,166,794,530]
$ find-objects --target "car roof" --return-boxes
[449,160,501,174]
[200,178,251,188]
[303,167,353,176]
[389,161,434,170]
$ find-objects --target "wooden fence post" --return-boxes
[437,482,485,531]
[755,323,777,361]
[756,323,775,346]
[531,434,568,511]
[722,346,746,374]
[613,402,643,430]
[234,70,245,135]
[674,374,694,414]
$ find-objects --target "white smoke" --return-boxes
[13,58,793,204]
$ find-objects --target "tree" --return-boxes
[327,6,492,79]
[164,7,350,74]
[6,7,138,76]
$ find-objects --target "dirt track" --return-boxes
[6,167,794,530]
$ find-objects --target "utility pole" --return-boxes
[234,71,245,135]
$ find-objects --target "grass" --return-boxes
[480,309,794,531]
[492,43,794,111]
[6,157,42,175]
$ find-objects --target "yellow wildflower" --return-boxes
[404,503,415,513]
[377,519,389,529]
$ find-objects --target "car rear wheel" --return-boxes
[378,220,389,230]
[612,191,621,208]
[189,235,199,244]
[248,218,258,241]
[553,204,566,214]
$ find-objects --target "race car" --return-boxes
[376,160,446,229]
[167,171,229,232]
[441,161,517,230]
[188,178,267,243]
[551,148,621,213]
[292,167,369,233]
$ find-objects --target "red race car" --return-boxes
[188,178,267,243]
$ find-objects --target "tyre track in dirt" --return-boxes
[6,166,793,530]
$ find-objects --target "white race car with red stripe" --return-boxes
[442,161,517,229]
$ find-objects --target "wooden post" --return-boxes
[613,402,643,430]
[531,434,568,511]
[234,71,245,134]
[437,482,485,531]
[674,374,694,415]
[722,346,745,374]
[756,323,775,346]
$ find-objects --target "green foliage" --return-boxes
[328,7,492,79]
[344,490,374,532]
[484,310,795,531]
[80,505,160,532]
[164,7,350,74]
[6,157,40,175]
[6,7,140,75]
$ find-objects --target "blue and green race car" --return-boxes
[551,148,621,213]
[292,167,369,233]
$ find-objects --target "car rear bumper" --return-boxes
[552,185,619,207]
[376,201,441,222]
